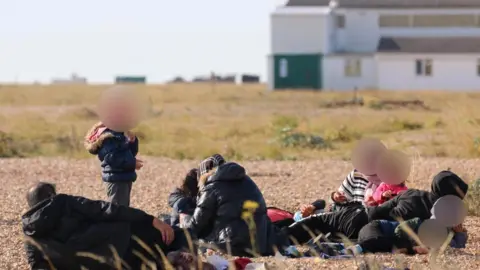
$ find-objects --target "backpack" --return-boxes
[267,207,295,228]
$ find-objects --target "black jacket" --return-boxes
[167,188,196,226]
[22,194,154,270]
[368,171,468,221]
[184,162,288,256]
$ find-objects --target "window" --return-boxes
[415,59,433,76]
[344,58,361,77]
[425,59,432,76]
[379,15,410,27]
[412,15,476,27]
[336,15,345,28]
[279,58,288,78]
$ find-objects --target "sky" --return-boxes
[0,0,288,83]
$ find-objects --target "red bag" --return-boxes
[267,207,294,223]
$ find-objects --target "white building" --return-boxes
[268,0,480,91]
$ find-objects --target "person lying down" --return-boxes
[349,217,468,255]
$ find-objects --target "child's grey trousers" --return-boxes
[105,182,133,206]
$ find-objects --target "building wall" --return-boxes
[271,13,329,54]
[334,8,480,52]
[267,55,274,90]
[323,55,376,90]
[376,54,480,91]
[336,9,380,53]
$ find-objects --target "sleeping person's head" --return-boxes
[26,182,57,208]
[430,171,468,199]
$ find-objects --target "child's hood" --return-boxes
[84,122,114,154]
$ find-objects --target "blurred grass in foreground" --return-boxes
[1,83,480,160]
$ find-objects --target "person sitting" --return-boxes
[183,155,289,257]
[167,168,200,227]
[353,217,468,256]
[22,182,194,270]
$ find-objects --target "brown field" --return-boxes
[1,84,480,269]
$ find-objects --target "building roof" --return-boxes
[377,37,480,53]
[286,0,480,8]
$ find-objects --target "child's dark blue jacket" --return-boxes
[85,127,138,182]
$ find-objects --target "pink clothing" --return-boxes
[372,182,408,204]
[364,182,380,206]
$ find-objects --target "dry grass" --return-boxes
[1,84,480,269]
[1,84,480,160]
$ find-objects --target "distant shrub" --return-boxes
[0,131,38,157]
[425,118,444,128]
[378,118,424,133]
[324,126,361,143]
[274,127,330,149]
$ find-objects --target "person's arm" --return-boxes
[183,187,216,233]
[24,243,50,270]
[328,171,355,204]
[367,194,401,221]
[65,195,154,223]
[168,188,185,208]
[372,184,387,202]
[101,138,136,170]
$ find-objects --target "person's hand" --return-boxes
[125,131,136,142]
[299,204,315,217]
[453,224,466,233]
[413,246,429,254]
[332,192,347,203]
[365,196,378,206]
[152,218,175,245]
[382,190,393,198]
[135,159,144,170]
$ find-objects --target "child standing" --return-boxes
[84,87,143,206]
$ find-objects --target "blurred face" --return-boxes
[351,138,387,176]
[98,89,141,132]
[376,150,410,185]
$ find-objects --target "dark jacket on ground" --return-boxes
[184,162,289,257]
[168,188,196,226]
[22,194,154,270]
[86,129,139,183]
[367,171,468,222]
[286,202,368,244]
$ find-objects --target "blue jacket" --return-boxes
[86,129,138,182]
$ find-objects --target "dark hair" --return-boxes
[26,182,56,207]
[180,169,199,197]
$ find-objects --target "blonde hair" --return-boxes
[198,167,218,188]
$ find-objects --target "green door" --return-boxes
[273,54,322,90]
